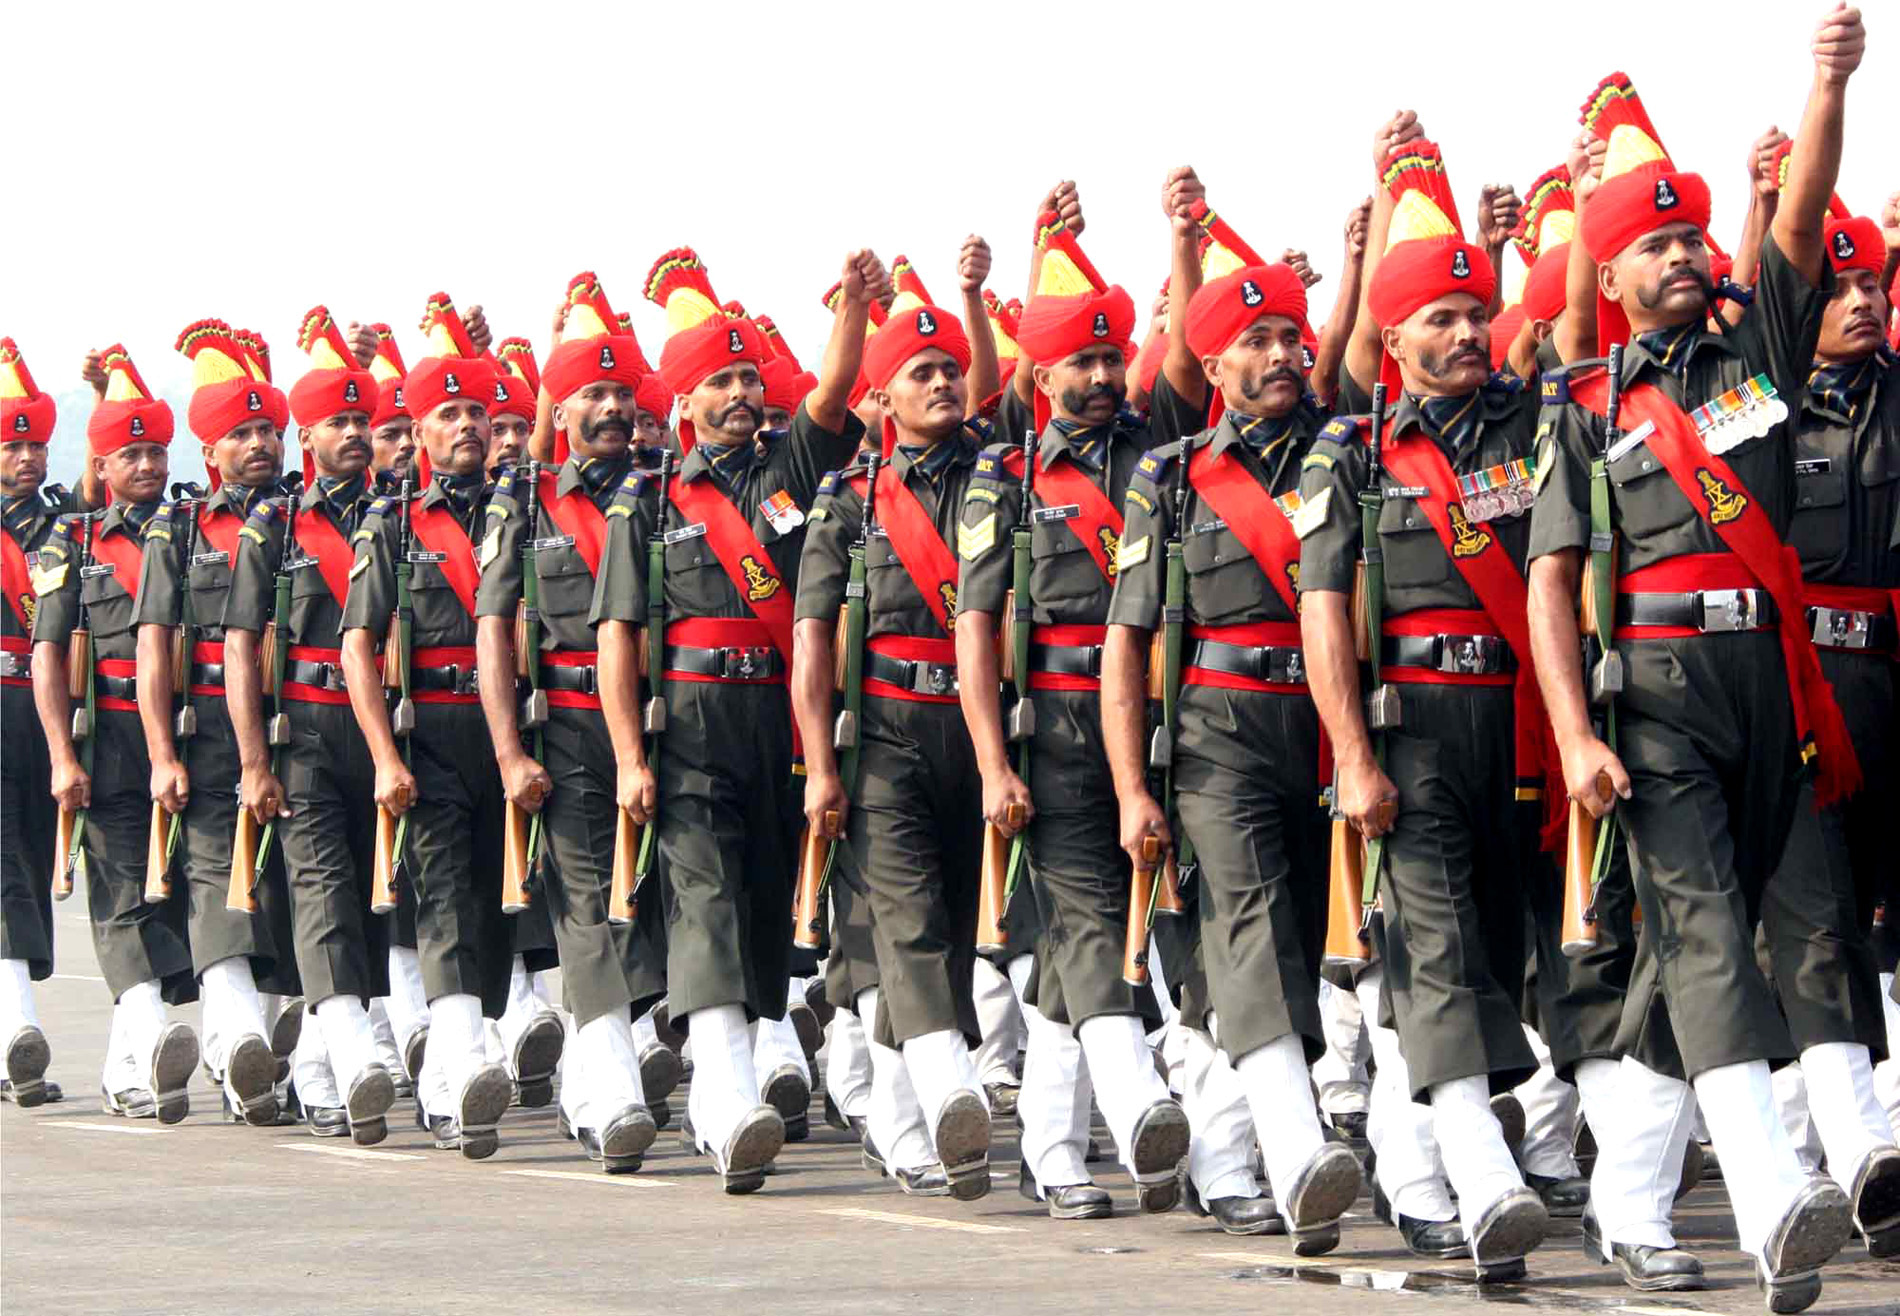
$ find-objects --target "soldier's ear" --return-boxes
[1597,257,1622,306]
[1379,324,1405,364]
[1030,362,1057,399]
[1199,353,1223,388]
[551,401,567,435]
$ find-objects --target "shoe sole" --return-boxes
[510,1018,563,1110]
[639,1046,683,1102]
[1854,1149,1900,1237]
[1129,1101,1191,1180]
[227,1035,279,1126]
[347,1068,395,1146]
[721,1109,786,1195]
[457,1065,513,1160]
[402,1028,429,1084]
[648,1100,671,1130]
[898,1172,953,1198]
[601,1113,658,1166]
[1490,1094,1526,1153]
[1764,1183,1852,1284]
[1287,1144,1364,1232]
[1471,1189,1548,1265]
[803,979,835,1028]
[6,1028,51,1109]
[151,1024,200,1126]
[1759,1268,1823,1315]
[269,998,304,1059]
[762,1071,810,1124]
[788,1004,821,1060]
[1050,1197,1114,1221]
[1867,1223,1900,1259]
[933,1092,992,1202]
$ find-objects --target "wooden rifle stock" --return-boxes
[381,610,407,689]
[1561,772,1613,954]
[52,806,77,901]
[142,803,173,904]
[608,805,641,926]
[258,621,280,695]
[501,782,544,915]
[975,802,1025,955]
[371,788,407,915]
[226,806,260,913]
[66,628,90,700]
[1322,814,1369,967]
[1122,834,1163,986]
[1155,847,1185,916]
[792,809,840,952]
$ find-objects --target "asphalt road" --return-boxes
[5,899,1899,1316]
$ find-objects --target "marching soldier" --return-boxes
[31,346,200,1123]
[1525,9,1878,1308]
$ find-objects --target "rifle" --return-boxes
[53,512,99,902]
[976,430,1039,955]
[611,447,670,925]
[373,474,416,916]
[233,475,301,913]
[1562,343,1628,953]
[144,486,202,905]
[792,453,880,951]
[1121,833,1164,985]
[1354,384,1399,926]
[502,460,547,915]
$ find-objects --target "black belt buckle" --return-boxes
[1433,634,1504,675]
[1276,648,1305,685]
[719,646,773,680]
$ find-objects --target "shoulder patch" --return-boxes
[1116,534,1151,570]
[974,454,1001,478]
[1123,486,1155,516]
[1301,451,1336,472]
[1136,452,1163,480]
[817,470,843,496]
[617,470,650,498]
[367,496,395,519]
[246,500,284,526]
[966,485,1001,505]
[1539,371,1569,404]
[1485,370,1525,394]
[1320,417,1355,442]
[143,518,172,542]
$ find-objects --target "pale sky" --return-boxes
[6,0,1892,477]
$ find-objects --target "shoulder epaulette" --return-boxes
[365,496,396,521]
[1134,443,1183,482]
[491,465,522,499]
[245,498,285,526]
[974,442,1025,481]
[610,470,650,504]
[1484,370,1526,395]
[1318,415,1365,443]
[963,416,994,444]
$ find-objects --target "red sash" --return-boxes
[196,507,245,562]
[2,527,32,632]
[538,471,608,578]
[1028,452,1124,582]
[869,465,960,636]
[1572,375,1862,806]
[1187,445,1302,615]
[666,476,796,669]
[1382,431,1561,840]
[407,503,482,618]
[89,524,145,600]
[295,510,358,610]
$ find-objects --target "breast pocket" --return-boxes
[1029,519,1099,606]
[186,557,233,628]
[1376,498,1450,590]
[531,545,594,626]
[408,560,472,636]
[1787,449,1848,572]
[1182,524,1264,624]
[1607,443,1700,545]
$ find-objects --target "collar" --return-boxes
[425,471,485,516]
[1215,408,1298,460]
[3,493,47,539]
[559,453,631,499]
[1041,417,1114,472]
[1806,348,1891,423]
[680,434,753,487]
[211,481,273,520]
[107,498,161,539]
[893,427,980,485]
[1395,389,1482,461]
[306,472,369,518]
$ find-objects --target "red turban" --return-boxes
[635,373,672,423]
[88,398,174,454]
[404,356,497,423]
[1184,265,1310,360]
[542,333,645,406]
[861,306,973,392]
[1367,238,1496,329]
[371,378,408,429]
[1133,333,1166,399]
[1580,163,1712,263]
[1015,286,1136,363]
[657,317,767,397]
[490,372,536,423]
[187,378,289,443]
[759,357,811,412]
[1825,215,1885,277]
[4,394,54,444]
[1490,306,1525,371]
[289,368,378,428]
[1521,243,1569,323]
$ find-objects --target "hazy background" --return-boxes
[6,0,1891,481]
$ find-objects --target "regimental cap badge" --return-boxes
[495,379,512,403]
[1092,312,1110,339]
[1833,229,1856,260]
[444,372,461,395]
[392,386,405,409]
[728,328,744,353]
[1241,279,1263,306]
[343,379,359,403]
[1301,344,1316,370]
[917,309,937,335]
[1451,249,1471,279]
[1654,178,1678,210]
[600,344,616,370]
[12,413,26,433]
[130,416,145,436]
[247,389,262,411]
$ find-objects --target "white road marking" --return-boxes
[1618,1307,1708,1315]
[55,1121,161,1136]
[820,1207,1021,1235]
[1198,1251,1359,1269]
[274,1142,423,1162]
[503,1169,677,1188]
[49,973,105,982]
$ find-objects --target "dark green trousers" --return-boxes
[1,684,55,978]
[406,703,511,1017]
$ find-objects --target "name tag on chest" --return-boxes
[1382,486,1429,500]
[80,563,116,579]
[1032,503,1081,524]
[406,550,447,564]
[191,550,230,567]
[285,554,319,571]
[664,523,707,545]
[1190,518,1227,537]
[531,535,575,552]
[1794,458,1831,478]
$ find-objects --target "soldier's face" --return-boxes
[689,363,764,445]
[879,348,968,442]
[557,380,636,461]
[209,416,284,489]
[371,417,414,476]
[1036,345,1126,426]
[851,390,883,434]
[0,440,47,496]
[1815,268,1888,363]
[417,399,492,477]
[309,411,373,478]
[95,440,169,504]
[1205,314,1306,419]
[762,406,793,433]
[1385,294,1491,397]
[488,414,531,468]
[634,408,666,450]
[1602,222,1712,332]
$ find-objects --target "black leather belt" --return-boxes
[97,673,138,702]
[1807,606,1895,653]
[1028,644,1103,678]
[662,645,783,681]
[1381,634,1516,676]
[190,662,225,688]
[541,664,599,694]
[0,652,30,679]
[1186,638,1307,685]
[865,650,960,697]
[411,663,480,694]
[1618,589,1778,633]
[286,658,348,691]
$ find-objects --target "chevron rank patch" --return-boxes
[958,513,998,560]
[1292,486,1332,539]
[1116,534,1151,570]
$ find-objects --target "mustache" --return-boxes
[1664,268,1716,298]
[715,401,763,428]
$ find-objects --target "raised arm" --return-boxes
[1344,112,1422,396]
[1313,199,1372,406]
[958,236,1000,413]
[1772,4,1866,283]
[1160,166,1208,410]
[805,250,885,434]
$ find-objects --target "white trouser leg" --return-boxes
[1145,941,1187,1094]
[1077,1013,1170,1181]
[969,956,1022,1086]
[1355,967,1452,1220]
[559,1013,589,1128]
[1580,1056,1691,1248]
[1801,1041,1896,1191]
[632,1005,661,1053]
[825,1007,873,1119]
[1431,1075,1526,1235]
[292,1006,340,1108]
[1182,1023,1259,1201]
[1514,1026,1581,1179]
[495,956,538,1066]
[420,993,486,1120]
[1772,1062,1825,1172]
[1225,1018,1327,1204]
[861,988,936,1172]
[199,956,267,1079]
[1693,1059,1813,1257]
[685,1003,761,1155]
[382,946,428,1051]
[315,995,379,1096]
[0,959,38,1037]
[119,980,167,1091]
[1313,976,1371,1117]
[366,999,403,1075]
[573,1010,645,1131]
[901,1027,985,1156]
[1017,979,1091,1190]
[753,1010,810,1084]
[1878,974,1900,1134]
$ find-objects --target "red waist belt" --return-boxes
[865,634,960,704]
[1614,553,1769,640]
[1802,582,1899,655]
[410,645,480,705]
[189,638,227,698]
[1027,623,1107,693]
[1380,609,1514,687]
[663,617,786,685]
[284,644,351,706]
[541,649,603,710]
[1,633,28,688]
[95,656,139,711]
[1183,620,1305,693]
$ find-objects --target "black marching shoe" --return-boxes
[895,1163,951,1197]
[1467,1186,1547,1283]
[453,1063,512,1161]
[304,1102,350,1137]
[639,1043,683,1104]
[713,1105,786,1195]
[648,1099,672,1130]
[1182,1177,1281,1235]
[1128,1099,1191,1214]
[823,1088,864,1137]
[932,1090,992,1202]
[150,1022,200,1126]
[860,1124,887,1177]
[401,1026,429,1087]
[1370,1170,1465,1257]
[1329,1110,1368,1142]
[1281,1142,1363,1256]
[1581,1207,1705,1292]
[1489,1093,1526,1158]
[788,1000,822,1065]
[1756,1178,1852,1314]
[1020,1162,1114,1220]
[4,1025,51,1108]
[510,1013,564,1110]
[268,997,304,1063]
[102,1085,158,1119]
[226,1033,280,1127]
[1525,1171,1590,1217]
[1849,1146,1900,1258]
[580,1102,657,1174]
[761,1064,810,1143]
[345,1065,397,1146]
[984,1082,1021,1120]
[2,1078,62,1104]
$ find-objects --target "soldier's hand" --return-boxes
[957,235,993,293]
[374,759,418,817]
[1344,198,1373,264]
[982,769,1033,838]
[1117,791,1170,872]
[344,321,380,370]
[840,250,883,308]
[1337,754,1399,838]
[803,769,849,841]
[1880,191,1900,250]
[465,303,493,354]
[1373,111,1423,175]
[499,750,552,815]
[239,764,289,824]
[151,758,190,816]
[1560,736,1631,820]
[1282,248,1322,289]
[1811,4,1865,86]
[1162,166,1204,237]
[617,759,656,826]
[1046,179,1085,236]
[50,756,91,811]
[1566,133,1607,206]
[550,300,570,349]
[1476,184,1522,249]
[1748,127,1790,197]
[81,350,109,400]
